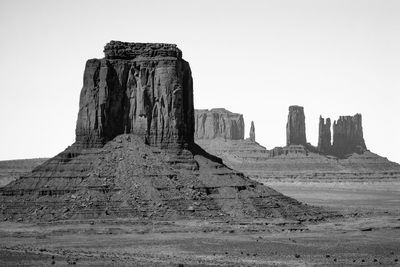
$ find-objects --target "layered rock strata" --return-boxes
[286,106,307,146]
[0,42,328,222]
[195,109,244,140]
[332,114,366,157]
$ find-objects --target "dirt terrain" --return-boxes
[0,182,399,266]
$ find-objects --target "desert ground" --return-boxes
[0,181,399,266]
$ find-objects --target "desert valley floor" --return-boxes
[0,180,399,266]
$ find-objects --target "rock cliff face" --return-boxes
[317,116,332,154]
[195,108,244,140]
[249,121,256,142]
[76,41,194,149]
[332,114,366,157]
[286,106,307,146]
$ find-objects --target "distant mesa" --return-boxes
[0,42,327,222]
[195,108,244,140]
[287,105,367,158]
[194,106,400,183]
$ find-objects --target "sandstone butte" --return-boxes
[194,106,400,183]
[0,41,331,222]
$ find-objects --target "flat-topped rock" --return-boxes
[104,40,182,60]
[195,108,244,140]
[76,41,193,149]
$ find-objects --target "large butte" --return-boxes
[0,41,331,222]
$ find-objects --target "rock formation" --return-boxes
[249,121,256,142]
[332,114,367,157]
[286,106,307,146]
[194,106,400,183]
[0,42,328,222]
[195,108,244,140]
[76,41,194,149]
[317,116,332,154]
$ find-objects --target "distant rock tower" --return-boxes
[249,121,256,142]
[317,116,332,154]
[332,114,366,157]
[286,105,307,146]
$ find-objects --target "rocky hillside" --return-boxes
[0,158,48,187]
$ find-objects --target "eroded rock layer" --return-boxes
[195,108,244,140]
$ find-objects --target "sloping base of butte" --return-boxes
[0,135,331,222]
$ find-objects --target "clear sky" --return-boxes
[0,0,399,163]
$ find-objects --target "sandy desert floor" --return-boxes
[0,182,399,266]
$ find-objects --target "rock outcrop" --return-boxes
[332,114,366,157]
[249,121,256,142]
[0,42,329,222]
[317,116,332,154]
[76,41,194,149]
[195,106,400,183]
[195,108,244,140]
[286,106,307,146]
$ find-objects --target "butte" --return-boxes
[0,41,329,222]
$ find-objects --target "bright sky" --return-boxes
[0,0,399,163]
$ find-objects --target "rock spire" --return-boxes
[286,105,307,146]
[317,116,332,154]
[249,121,256,142]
